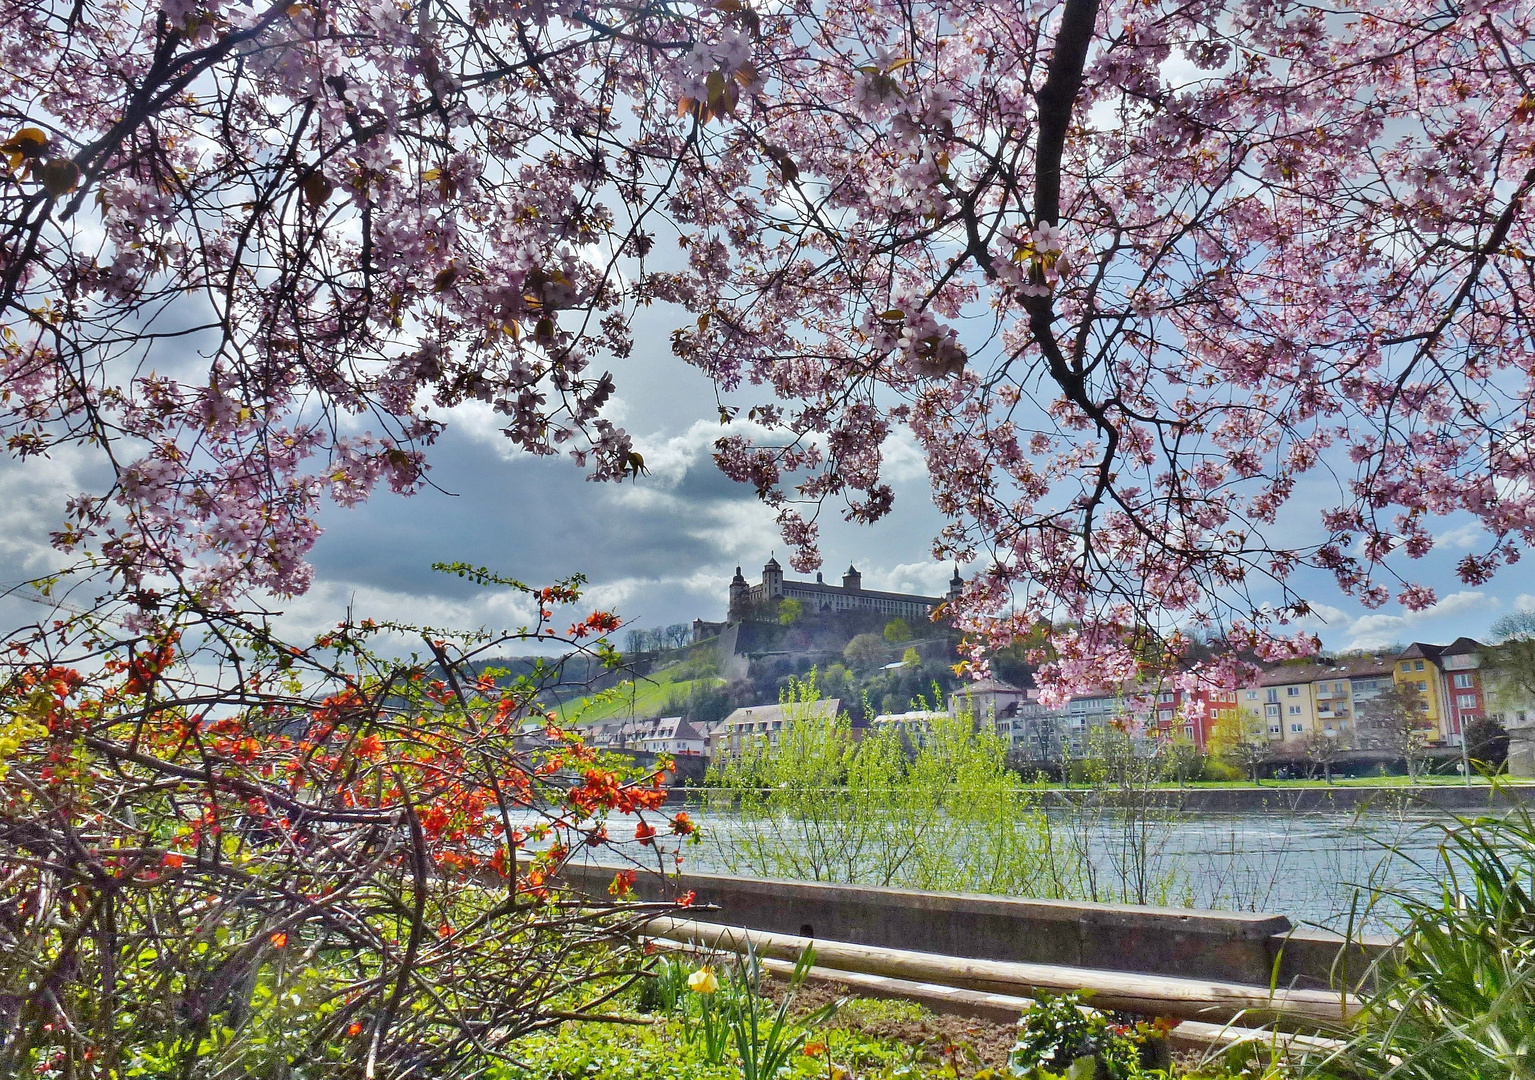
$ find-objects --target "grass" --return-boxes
[556,671,724,724]
[1302,802,1535,1078]
[492,986,1257,1080]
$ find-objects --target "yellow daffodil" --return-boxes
[687,966,719,994]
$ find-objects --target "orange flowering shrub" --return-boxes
[0,573,695,1078]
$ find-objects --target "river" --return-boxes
[673,801,1470,935]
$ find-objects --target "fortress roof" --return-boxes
[780,578,945,605]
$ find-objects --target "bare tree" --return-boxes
[1357,684,1434,782]
[1483,612,1535,715]
[1304,731,1348,785]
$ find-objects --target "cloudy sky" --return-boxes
[1,314,1528,655]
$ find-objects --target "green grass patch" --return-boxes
[557,667,725,725]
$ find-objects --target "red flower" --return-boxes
[670,811,695,836]
[634,821,655,846]
[609,869,637,898]
[676,890,696,907]
[270,932,288,948]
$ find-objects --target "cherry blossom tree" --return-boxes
[5,0,1535,703]
[659,0,1535,699]
[1,0,743,604]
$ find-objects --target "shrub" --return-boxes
[1200,758,1247,783]
[1306,800,1535,1079]
[0,574,692,1080]
[1007,993,1167,1080]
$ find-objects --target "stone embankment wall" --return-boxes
[560,864,1390,992]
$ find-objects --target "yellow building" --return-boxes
[1237,665,1324,751]
[1394,643,1449,745]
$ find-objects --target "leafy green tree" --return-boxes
[1209,709,1272,784]
[1464,716,1509,770]
[778,598,804,625]
[1483,611,1535,715]
[901,646,921,667]
[707,682,1086,897]
[883,618,912,643]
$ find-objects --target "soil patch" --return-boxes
[764,977,1019,1077]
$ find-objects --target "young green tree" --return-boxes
[1209,710,1273,785]
[1482,612,1535,716]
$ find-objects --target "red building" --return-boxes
[1440,636,1487,743]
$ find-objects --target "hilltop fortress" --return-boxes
[726,555,962,623]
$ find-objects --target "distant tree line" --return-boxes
[623,624,693,654]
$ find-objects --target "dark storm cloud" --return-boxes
[306,424,761,601]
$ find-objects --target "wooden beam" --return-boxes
[645,917,1359,1027]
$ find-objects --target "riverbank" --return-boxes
[1033,783,1535,813]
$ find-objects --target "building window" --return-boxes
[1457,694,1477,709]
[1287,686,1300,697]
[1417,681,1427,692]
[1265,704,1279,717]
[1269,724,1282,735]
[1401,662,1411,672]
[1246,691,1258,700]
[1290,723,1304,733]
[1415,660,1425,671]
[1266,689,1279,704]
[1454,673,1473,689]
[1289,705,1301,715]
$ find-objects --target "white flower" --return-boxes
[1029,221,1065,254]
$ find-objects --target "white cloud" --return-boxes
[1343,590,1499,651]
[1428,590,1496,618]
[870,559,953,597]
[881,428,932,485]
[1293,601,1352,630]
[1435,522,1487,550]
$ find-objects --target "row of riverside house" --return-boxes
[954,637,1535,775]
[579,637,1534,776]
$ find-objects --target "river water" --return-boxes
[673,802,1469,935]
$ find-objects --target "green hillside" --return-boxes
[556,650,726,726]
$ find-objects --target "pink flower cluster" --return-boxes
[5,0,1534,699]
[2,0,728,601]
[655,0,1535,696]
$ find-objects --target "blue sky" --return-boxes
[1,320,1528,654]
[283,329,1532,654]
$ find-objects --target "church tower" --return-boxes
[947,565,964,602]
[842,564,861,592]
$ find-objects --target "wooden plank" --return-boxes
[646,916,1359,1027]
